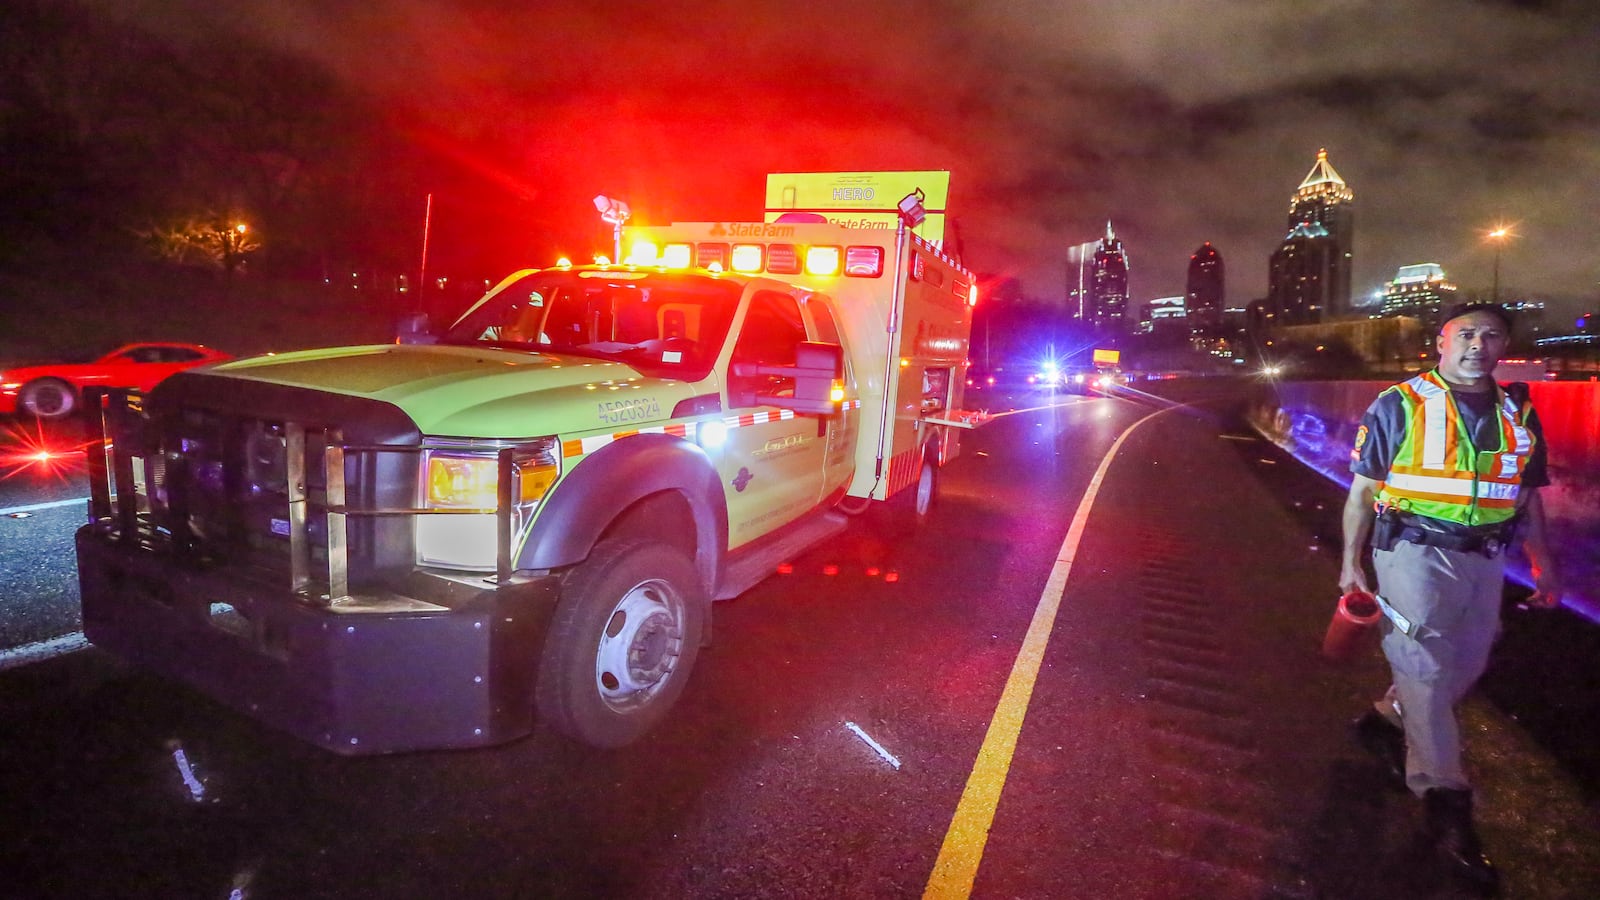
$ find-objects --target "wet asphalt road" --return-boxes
[2,382,1598,899]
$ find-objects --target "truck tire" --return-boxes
[19,378,77,419]
[536,539,707,748]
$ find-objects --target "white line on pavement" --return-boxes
[0,631,90,673]
[1,496,88,516]
[0,604,234,673]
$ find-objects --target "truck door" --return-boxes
[721,290,830,548]
[803,297,858,501]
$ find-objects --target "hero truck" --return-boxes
[76,215,983,753]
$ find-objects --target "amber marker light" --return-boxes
[730,244,764,273]
[661,243,692,269]
[627,240,659,266]
[805,245,841,276]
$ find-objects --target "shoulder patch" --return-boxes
[1352,424,1369,457]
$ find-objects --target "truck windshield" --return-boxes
[440,272,742,380]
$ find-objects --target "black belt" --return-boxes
[1396,526,1506,558]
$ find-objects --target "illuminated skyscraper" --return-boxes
[1185,242,1225,331]
[1088,221,1129,332]
[1380,264,1457,322]
[1267,149,1354,322]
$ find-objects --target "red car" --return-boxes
[0,342,231,419]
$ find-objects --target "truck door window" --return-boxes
[803,299,850,384]
[730,291,806,406]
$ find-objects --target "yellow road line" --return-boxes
[923,405,1171,899]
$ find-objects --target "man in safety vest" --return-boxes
[1339,302,1563,895]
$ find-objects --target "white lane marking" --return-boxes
[844,721,903,770]
[0,631,90,673]
[0,604,234,672]
[169,741,208,802]
[1,496,88,516]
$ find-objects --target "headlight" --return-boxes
[417,440,559,570]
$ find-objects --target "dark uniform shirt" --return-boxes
[1351,377,1549,535]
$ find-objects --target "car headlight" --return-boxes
[417,440,559,570]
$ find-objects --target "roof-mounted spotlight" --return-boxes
[896,188,927,229]
[594,194,631,263]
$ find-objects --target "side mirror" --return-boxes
[731,341,843,415]
[395,312,437,345]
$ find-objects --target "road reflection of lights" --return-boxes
[775,561,899,581]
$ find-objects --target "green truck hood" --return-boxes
[211,344,700,437]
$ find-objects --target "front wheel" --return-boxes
[536,539,707,748]
[19,378,77,419]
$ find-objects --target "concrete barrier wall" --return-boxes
[1263,379,1599,479]
[1251,378,1598,616]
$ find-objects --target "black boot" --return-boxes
[1424,788,1499,895]
[1351,710,1407,791]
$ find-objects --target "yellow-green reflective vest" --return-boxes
[1375,370,1535,526]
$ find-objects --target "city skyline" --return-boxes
[21,2,1600,324]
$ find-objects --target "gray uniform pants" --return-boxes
[1372,538,1505,796]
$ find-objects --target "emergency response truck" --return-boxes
[75,218,981,753]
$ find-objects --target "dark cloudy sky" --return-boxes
[90,0,1600,317]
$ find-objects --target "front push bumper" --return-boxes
[76,526,560,755]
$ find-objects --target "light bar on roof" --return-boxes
[627,240,658,266]
[805,245,841,276]
[661,243,692,268]
[730,243,764,273]
[696,243,729,270]
[844,246,883,277]
[767,244,800,274]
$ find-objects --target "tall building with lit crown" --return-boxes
[1089,220,1130,332]
[1267,149,1354,323]
[1185,242,1225,331]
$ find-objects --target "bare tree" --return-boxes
[135,215,261,274]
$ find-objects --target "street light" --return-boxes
[1486,225,1512,304]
